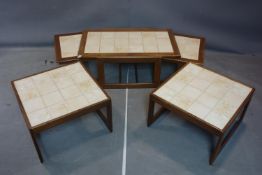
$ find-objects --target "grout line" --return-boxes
[122,66,129,175]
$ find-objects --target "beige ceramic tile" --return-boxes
[85,36,101,53]
[157,38,173,52]
[155,31,169,38]
[65,62,83,75]
[101,32,114,38]
[142,32,155,38]
[34,79,57,95]
[170,94,195,109]
[189,78,211,91]
[87,32,101,38]
[42,91,64,106]
[175,71,195,84]
[165,79,187,93]
[128,45,144,53]
[143,36,158,52]
[188,102,210,120]
[196,93,219,109]
[66,96,89,112]
[14,77,35,91]
[178,86,202,101]
[183,63,203,75]
[154,87,176,101]
[204,111,230,129]
[83,89,107,104]
[197,69,218,82]
[129,37,143,53]
[76,80,94,92]
[27,109,52,127]
[100,38,115,53]
[129,32,142,38]
[115,32,128,38]
[205,83,230,98]
[60,85,81,99]
[175,35,200,60]
[59,34,82,58]
[232,82,252,99]
[212,97,239,119]
[48,67,67,80]
[22,97,45,113]
[115,38,128,53]
[17,87,40,101]
[70,71,90,83]
[47,102,69,119]
[54,77,74,89]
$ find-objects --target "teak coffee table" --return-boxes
[11,62,112,162]
[148,63,254,165]
[78,28,180,88]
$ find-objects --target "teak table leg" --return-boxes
[153,60,161,87]
[209,99,251,165]
[107,101,113,132]
[29,130,43,163]
[96,101,113,132]
[147,96,155,126]
[97,60,105,87]
[147,96,166,126]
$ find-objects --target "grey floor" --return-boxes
[0,47,261,175]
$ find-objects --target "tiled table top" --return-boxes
[58,33,82,58]
[79,29,180,59]
[84,31,173,53]
[175,35,201,61]
[154,63,252,130]
[13,62,107,128]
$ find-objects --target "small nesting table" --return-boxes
[148,63,254,165]
[11,62,112,162]
[164,34,205,72]
[78,28,180,88]
[54,32,83,63]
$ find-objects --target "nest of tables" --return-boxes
[12,28,254,165]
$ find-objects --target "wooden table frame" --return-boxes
[78,28,180,88]
[147,63,255,165]
[11,62,113,163]
[95,57,161,89]
[54,32,83,63]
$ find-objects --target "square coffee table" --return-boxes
[54,32,83,63]
[78,28,180,88]
[11,62,112,162]
[148,63,254,165]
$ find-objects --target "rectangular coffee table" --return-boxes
[78,28,180,88]
[11,62,112,162]
[148,63,254,165]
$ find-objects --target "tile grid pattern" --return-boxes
[154,63,252,129]
[84,31,174,54]
[59,34,82,58]
[14,63,107,127]
[175,35,201,61]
